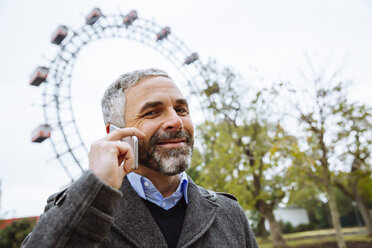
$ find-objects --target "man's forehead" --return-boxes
[139,98,188,112]
[125,76,186,107]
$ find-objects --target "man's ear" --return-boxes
[105,123,111,134]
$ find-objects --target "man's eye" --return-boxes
[143,111,158,117]
[176,108,189,115]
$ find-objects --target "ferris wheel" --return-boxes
[29,7,206,181]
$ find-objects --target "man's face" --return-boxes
[124,76,194,175]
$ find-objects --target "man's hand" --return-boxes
[88,128,145,189]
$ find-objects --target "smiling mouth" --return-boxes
[156,139,186,147]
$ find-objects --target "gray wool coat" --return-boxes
[22,171,259,248]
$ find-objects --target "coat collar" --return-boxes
[112,176,220,247]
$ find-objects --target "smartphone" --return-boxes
[109,124,138,170]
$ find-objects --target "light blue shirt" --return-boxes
[126,171,189,210]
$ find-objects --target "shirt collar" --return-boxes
[126,171,189,210]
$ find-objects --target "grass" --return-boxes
[256,227,372,248]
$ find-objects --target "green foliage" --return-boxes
[278,221,294,234]
[0,218,36,248]
[192,61,301,214]
[359,177,372,208]
[193,112,300,211]
[333,101,372,189]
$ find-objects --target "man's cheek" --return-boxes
[138,140,147,155]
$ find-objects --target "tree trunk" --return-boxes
[327,185,347,248]
[265,210,288,248]
[258,215,268,240]
[323,203,332,228]
[355,191,372,236]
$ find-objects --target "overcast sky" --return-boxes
[0,0,371,218]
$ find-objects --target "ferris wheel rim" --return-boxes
[40,9,207,180]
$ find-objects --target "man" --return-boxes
[22,69,259,247]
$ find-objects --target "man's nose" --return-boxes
[162,109,183,131]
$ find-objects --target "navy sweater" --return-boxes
[144,197,187,248]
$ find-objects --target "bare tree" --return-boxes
[284,55,349,248]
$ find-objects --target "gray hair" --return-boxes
[101,68,171,127]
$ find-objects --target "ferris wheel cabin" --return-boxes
[86,7,103,25]
[29,66,49,86]
[184,53,199,65]
[156,27,171,41]
[123,10,138,26]
[31,124,51,143]
[51,25,68,45]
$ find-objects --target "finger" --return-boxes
[118,158,126,174]
[123,156,134,174]
[118,154,126,167]
[104,127,145,141]
[116,142,134,174]
[118,156,128,175]
[115,141,132,157]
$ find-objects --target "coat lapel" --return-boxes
[111,177,168,247]
[177,180,220,248]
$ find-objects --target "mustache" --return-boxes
[150,130,193,147]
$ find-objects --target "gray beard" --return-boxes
[138,129,193,176]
